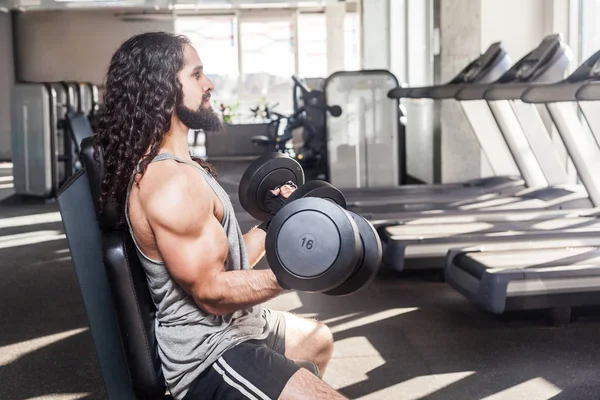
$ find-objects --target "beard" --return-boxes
[176,93,225,134]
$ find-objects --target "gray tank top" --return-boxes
[124,153,269,399]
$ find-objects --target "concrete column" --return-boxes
[361,0,390,69]
[0,11,13,161]
[326,2,346,75]
[438,0,482,182]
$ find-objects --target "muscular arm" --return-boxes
[146,171,284,316]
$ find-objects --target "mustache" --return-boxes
[202,92,211,103]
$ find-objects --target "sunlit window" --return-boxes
[298,13,327,77]
[580,0,600,62]
[298,12,361,76]
[175,16,240,115]
[174,10,362,122]
[239,18,295,115]
[344,12,361,71]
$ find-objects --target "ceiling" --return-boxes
[0,0,345,12]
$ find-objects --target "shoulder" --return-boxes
[140,160,213,234]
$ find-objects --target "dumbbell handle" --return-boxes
[257,181,299,233]
[264,181,298,215]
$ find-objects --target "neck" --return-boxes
[159,118,193,161]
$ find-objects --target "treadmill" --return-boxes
[345,36,586,215]
[443,60,600,325]
[379,41,600,272]
[358,37,596,225]
[340,42,521,205]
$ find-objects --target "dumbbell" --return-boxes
[238,153,382,296]
[238,152,346,221]
[265,197,382,295]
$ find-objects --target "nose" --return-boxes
[204,76,215,93]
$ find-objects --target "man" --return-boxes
[93,32,346,400]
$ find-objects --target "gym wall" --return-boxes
[14,11,174,85]
[0,12,14,161]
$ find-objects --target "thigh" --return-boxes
[280,369,347,400]
[184,341,300,400]
[259,308,288,355]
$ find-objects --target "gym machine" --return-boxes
[11,81,97,199]
[324,69,406,190]
[346,37,586,217]
[443,54,600,326]
[379,38,600,273]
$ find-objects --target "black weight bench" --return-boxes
[57,137,318,399]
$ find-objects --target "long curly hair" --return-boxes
[93,32,217,229]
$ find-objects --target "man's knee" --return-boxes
[308,321,333,371]
[284,313,333,360]
[315,322,334,355]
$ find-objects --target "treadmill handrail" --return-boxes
[484,82,546,101]
[520,82,587,103]
[518,96,600,207]
[387,42,510,99]
[575,81,600,101]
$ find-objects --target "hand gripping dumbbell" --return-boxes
[238,152,346,221]
[238,153,382,296]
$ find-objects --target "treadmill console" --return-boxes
[566,49,600,82]
[450,42,507,84]
[499,34,563,83]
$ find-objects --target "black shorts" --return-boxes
[183,309,301,400]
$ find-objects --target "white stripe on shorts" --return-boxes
[211,361,260,400]
[217,357,272,400]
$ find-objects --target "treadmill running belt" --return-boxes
[381,217,600,242]
[380,218,600,272]
[446,246,600,315]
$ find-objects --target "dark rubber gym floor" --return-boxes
[2,158,600,400]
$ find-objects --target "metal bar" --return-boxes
[546,102,600,206]
[578,101,600,148]
[459,100,521,178]
[510,100,570,185]
[487,100,548,188]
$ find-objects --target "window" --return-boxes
[580,0,600,62]
[297,12,361,76]
[175,16,240,116]
[298,13,327,77]
[239,18,295,115]
[174,9,362,121]
[344,12,361,71]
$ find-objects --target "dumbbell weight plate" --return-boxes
[323,211,382,296]
[239,153,305,221]
[285,180,347,209]
[266,197,361,293]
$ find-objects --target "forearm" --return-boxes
[197,268,284,316]
[243,226,267,268]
